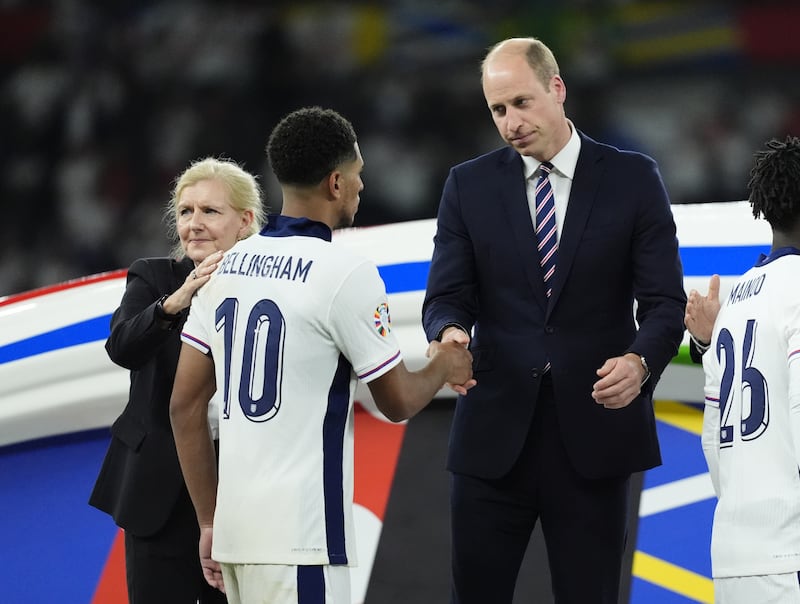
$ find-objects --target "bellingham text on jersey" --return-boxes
[727,274,766,306]
[217,251,313,282]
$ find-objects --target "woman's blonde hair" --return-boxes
[164,156,267,258]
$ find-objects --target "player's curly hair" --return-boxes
[749,135,800,231]
[267,106,357,187]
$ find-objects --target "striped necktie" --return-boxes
[535,161,557,298]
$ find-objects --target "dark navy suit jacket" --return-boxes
[89,256,193,536]
[422,132,686,480]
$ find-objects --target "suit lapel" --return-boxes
[497,148,549,313]
[547,136,603,314]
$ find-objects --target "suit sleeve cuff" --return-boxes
[154,295,185,330]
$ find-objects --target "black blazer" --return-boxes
[423,132,687,481]
[89,256,192,537]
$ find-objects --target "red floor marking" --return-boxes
[91,528,128,604]
[354,403,407,521]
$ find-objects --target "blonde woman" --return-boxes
[89,157,265,604]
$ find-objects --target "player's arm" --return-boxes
[701,401,720,497]
[170,343,225,591]
[701,350,722,497]
[787,326,800,470]
[170,343,218,526]
[367,340,475,423]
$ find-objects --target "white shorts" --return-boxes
[220,563,351,604]
[715,572,800,604]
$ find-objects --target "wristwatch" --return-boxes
[155,294,184,329]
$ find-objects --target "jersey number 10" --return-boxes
[215,297,286,423]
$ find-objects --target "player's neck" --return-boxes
[280,186,339,231]
[771,228,800,252]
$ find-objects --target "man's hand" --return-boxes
[426,327,475,395]
[592,353,644,409]
[438,326,470,347]
[199,525,225,593]
[685,274,721,345]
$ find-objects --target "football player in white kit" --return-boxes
[702,135,800,603]
[170,107,476,604]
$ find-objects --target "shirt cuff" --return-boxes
[690,333,711,354]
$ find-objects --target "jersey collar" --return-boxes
[755,246,800,267]
[260,214,333,241]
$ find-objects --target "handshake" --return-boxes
[427,326,476,396]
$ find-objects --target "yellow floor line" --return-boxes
[654,400,703,435]
[642,401,713,602]
[633,550,713,603]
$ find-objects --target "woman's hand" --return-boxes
[161,251,224,315]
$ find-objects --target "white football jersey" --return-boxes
[181,216,402,566]
[702,247,800,577]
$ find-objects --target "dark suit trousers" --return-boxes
[449,376,631,604]
[125,485,227,604]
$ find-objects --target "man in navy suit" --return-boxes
[422,37,687,604]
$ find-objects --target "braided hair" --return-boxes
[748,135,800,232]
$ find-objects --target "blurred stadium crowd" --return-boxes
[1,0,799,297]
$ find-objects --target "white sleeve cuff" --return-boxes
[690,333,711,354]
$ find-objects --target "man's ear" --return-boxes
[327,171,341,198]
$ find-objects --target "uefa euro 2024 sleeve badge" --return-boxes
[373,302,392,337]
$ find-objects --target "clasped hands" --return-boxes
[428,327,477,395]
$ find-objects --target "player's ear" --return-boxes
[327,171,341,199]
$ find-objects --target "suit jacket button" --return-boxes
[545,326,555,334]
[531,369,541,378]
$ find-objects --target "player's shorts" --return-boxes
[220,563,350,604]
[715,571,800,604]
